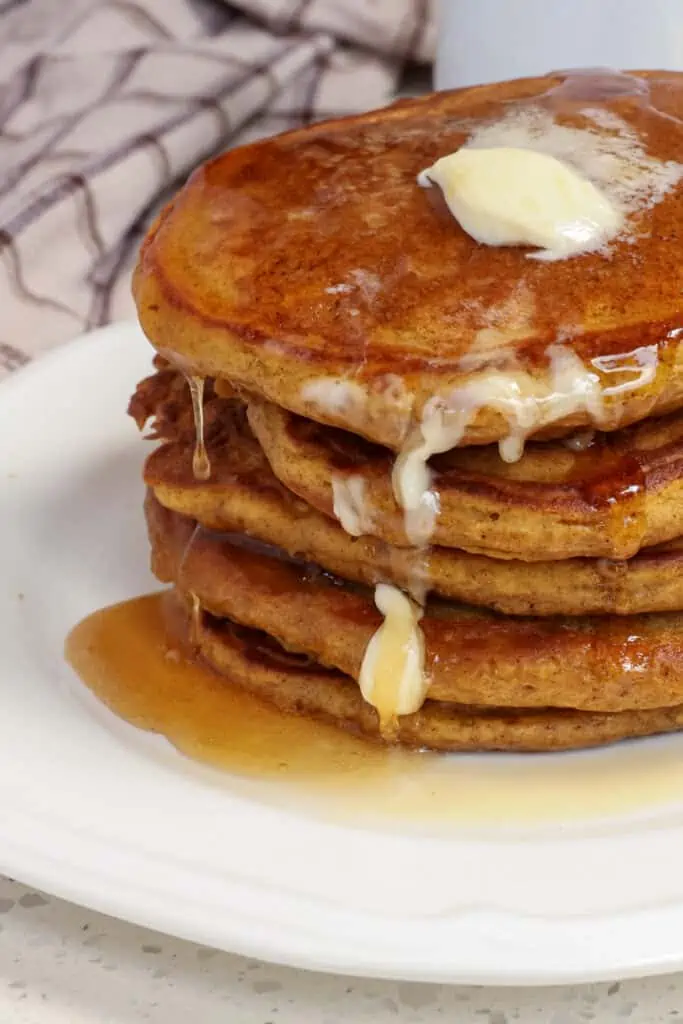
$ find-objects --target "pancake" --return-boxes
[134,70,683,454]
[190,606,683,753]
[146,493,683,715]
[248,396,683,560]
[132,369,683,616]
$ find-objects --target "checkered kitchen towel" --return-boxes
[0,0,435,375]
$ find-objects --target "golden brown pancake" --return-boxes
[146,493,683,714]
[134,70,683,451]
[248,396,683,560]
[194,609,683,753]
[132,369,683,616]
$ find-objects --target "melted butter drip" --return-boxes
[301,377,367,418]
[429,76,683,257]
[64,592,683,828]
[393,343,659,547]
[331,474,374,537]
[186,375,211,481]
[358,584,427,736]
[330,468,432,656]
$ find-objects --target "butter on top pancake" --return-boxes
[191,607,683,754]
[131,369,683,616]
[248,397,683,561]
[134,70,683,452]
[147,493,683,715]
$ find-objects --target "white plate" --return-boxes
[5,322,683,986]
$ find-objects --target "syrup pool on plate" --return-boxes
[66,591,683,829]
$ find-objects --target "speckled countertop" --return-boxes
[1,875,683,1023]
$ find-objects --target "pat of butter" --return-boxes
[418,147,623,260]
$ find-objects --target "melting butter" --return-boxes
[331,474,374,537]
[188,591,202,648]
[358,583,427,736]
[393,345,607,543]
[418,147,622,260]
[301,377,367,419]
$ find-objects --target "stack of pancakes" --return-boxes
[130,70,683,753]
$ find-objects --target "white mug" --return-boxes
[435,0,683,90]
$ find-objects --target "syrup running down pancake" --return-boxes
[132,369,683,617]
[247,395,683,561]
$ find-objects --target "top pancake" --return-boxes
[134,70,683,450]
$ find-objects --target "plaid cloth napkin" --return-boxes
[0,0,435,375]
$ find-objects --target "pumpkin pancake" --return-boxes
[190,607,683,753]
[146,493,683,715]
[134,70,683,455]
[248,396,683,561]
[131,369,683,616]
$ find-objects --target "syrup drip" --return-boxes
[189,591,202,648]
[605,470,647,563]
[64,592,683,827]
[186,375,211,481]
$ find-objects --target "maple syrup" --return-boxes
[65,592,683,829]
[187,375,211,480]
[579,449,647,561]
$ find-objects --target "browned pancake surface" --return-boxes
[134,72,683,449]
